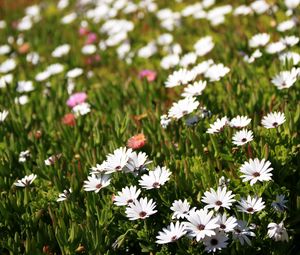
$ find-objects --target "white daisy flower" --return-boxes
[261,112,286,129]
[57,188,72,202]
[16,81,34,93]
[206,117,228,134]
[15,95,29,105]
[204,63,230,82]
[168,97,199,120]
[18,150,30,163]
[171,199,190,219]
[156,221,187,244]
[66,68,83,79]
[81,44,97,55]
[125,151,152,173]
[271,70,297,90]
[271,194,288,212]
[230,115,251,129]
[233,220,256,246]
[104,147,133,174]
[240,158,273,185]
[90,162,107,174]
[191,59,214,76]
[61,12,77,24]
[250,0,270,14]
[236,195,265,214]
[139,166,171,189]
[83,174,111,193]
[201,187,235,211]
[279,52,300,65]
[0,74,13,88]
[232,129,253,146]
[181,80,207,97]
[0,44,11,55]
[266,42,286,54]
[284,0,300,9]
[14,174,37,187]
[280,35,299,47]
[47,63,64,75]
[160,114,171,129]
[0,59,17,73]
[52,44,70,58]
[194,36,214,56]
[249,33,270,48]
[203,231,229,253]
[165,68,196,88]
[125,197,157,220]
[267,222,289,242]
[72,102,91,116]
[44,154,62,166]
[0,110,9,122]
[216,213,238,232]
[113,185,141,206]
[184,208,219,241]
[179,52,197,67]
[277,19,296,32]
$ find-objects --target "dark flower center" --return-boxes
[215,200,223,206]
[247,207,254,212]
[220,224,226,229]
[139,211,147,218]
[272,122,278,127]
[253,172,260,177]
[152,182,160,188]
[96,184,102,189]
[198,224,205,230]
[182,110,188,115]
[210,238,218,246]
[171,235,177,241]
[235,228,241,233]
[115,165,122,171]
[241,138,247,142]
[127,199,133,204]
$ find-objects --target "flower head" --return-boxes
[156,222,187,244]
[168,97,199,120]
[233,220,256,246]
[171,199,191,219]
[14,174,37,187]
[139,69,157,82]
[83,174,111,193]
[206,117,228,134]
[125,197,157,220]
[267,222,289,242]
[139,166,171,189]
[127,133,146,149]
[104,147,133,174]
[232,129,253,146]
[240,158,273,185]
[261,112,286,129]
[271,195,288,212]
[203,231,229,253]
[230,116,251,128]
[57,188,72,202]
[113,185,141,206]
[236,195,265,214]
[216,213,238,232]
[201,187,235,211]
[67,92,87,108]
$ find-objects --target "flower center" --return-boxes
[115,165,122,171]
[127,199,133,204]
[215,200,223,206]
[247,207,254,212]
[198,224,205,230]
[152,182,160,188]
[171,235,177,241]
[210,238,218,246]
[253,172,260,177]
[241,138,247,142]
[220,224,226,229]
[139,211,147,218]
[272,122,278,127]
[96,183,102,189]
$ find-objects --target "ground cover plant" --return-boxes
[0,0,300,254]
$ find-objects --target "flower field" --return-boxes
[0,0,300,254]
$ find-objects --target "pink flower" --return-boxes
[79,27,89,36]
[139,70,157,82]
[127,134,146,149]
[66,92,87,108]
[85,33,98,45]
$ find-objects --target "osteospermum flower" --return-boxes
[103,147,133,174]
[206,117,228,134]
[203,231,229,253]
[83,174,111,193]
[181,80,207,97]
[14,174,37,187]
[201,187,235,211]
[233,220,256,246]
[261,112,286,129]
[236,195,265,214]
[271,195,288,212]
[168,97,199,120]
[139,69,157,82]
[230,116,251,128]
[248,33,270,48]
[72,102,91,116]
[125,197,157,220]
[125,151,152,173]
[171,199,191,219]
[184,208,219,241]
[156,222,187,244]
[113,185,141,206]
[57,188,72,202]
[66,92,87,108]
[232,129,253,146]
[216,213,238,232]
[240,158,273,185]
[127,133,146,149]
[139,166,171,189]
[271,70,297,90]
[204,63,230,82]
[267,222,289,242]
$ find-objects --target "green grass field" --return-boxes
[0,0,299,254]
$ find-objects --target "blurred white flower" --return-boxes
[125,197,157,220]
[267,222,289,242]
[232,129,253,146]
[57,188,72,202]
[168,97,199,120]
[237,195,265,214]
[0,110,9,122]
[83,174,111,193]
[261,112,286,129]
[207,117,228,134]
[203,231,229,253]
[139,166,171,189]
[233,220,256,245]
[171,199,190,219]
[14,174,37,187]
[113,185,141,206]
[156,222,187,244]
